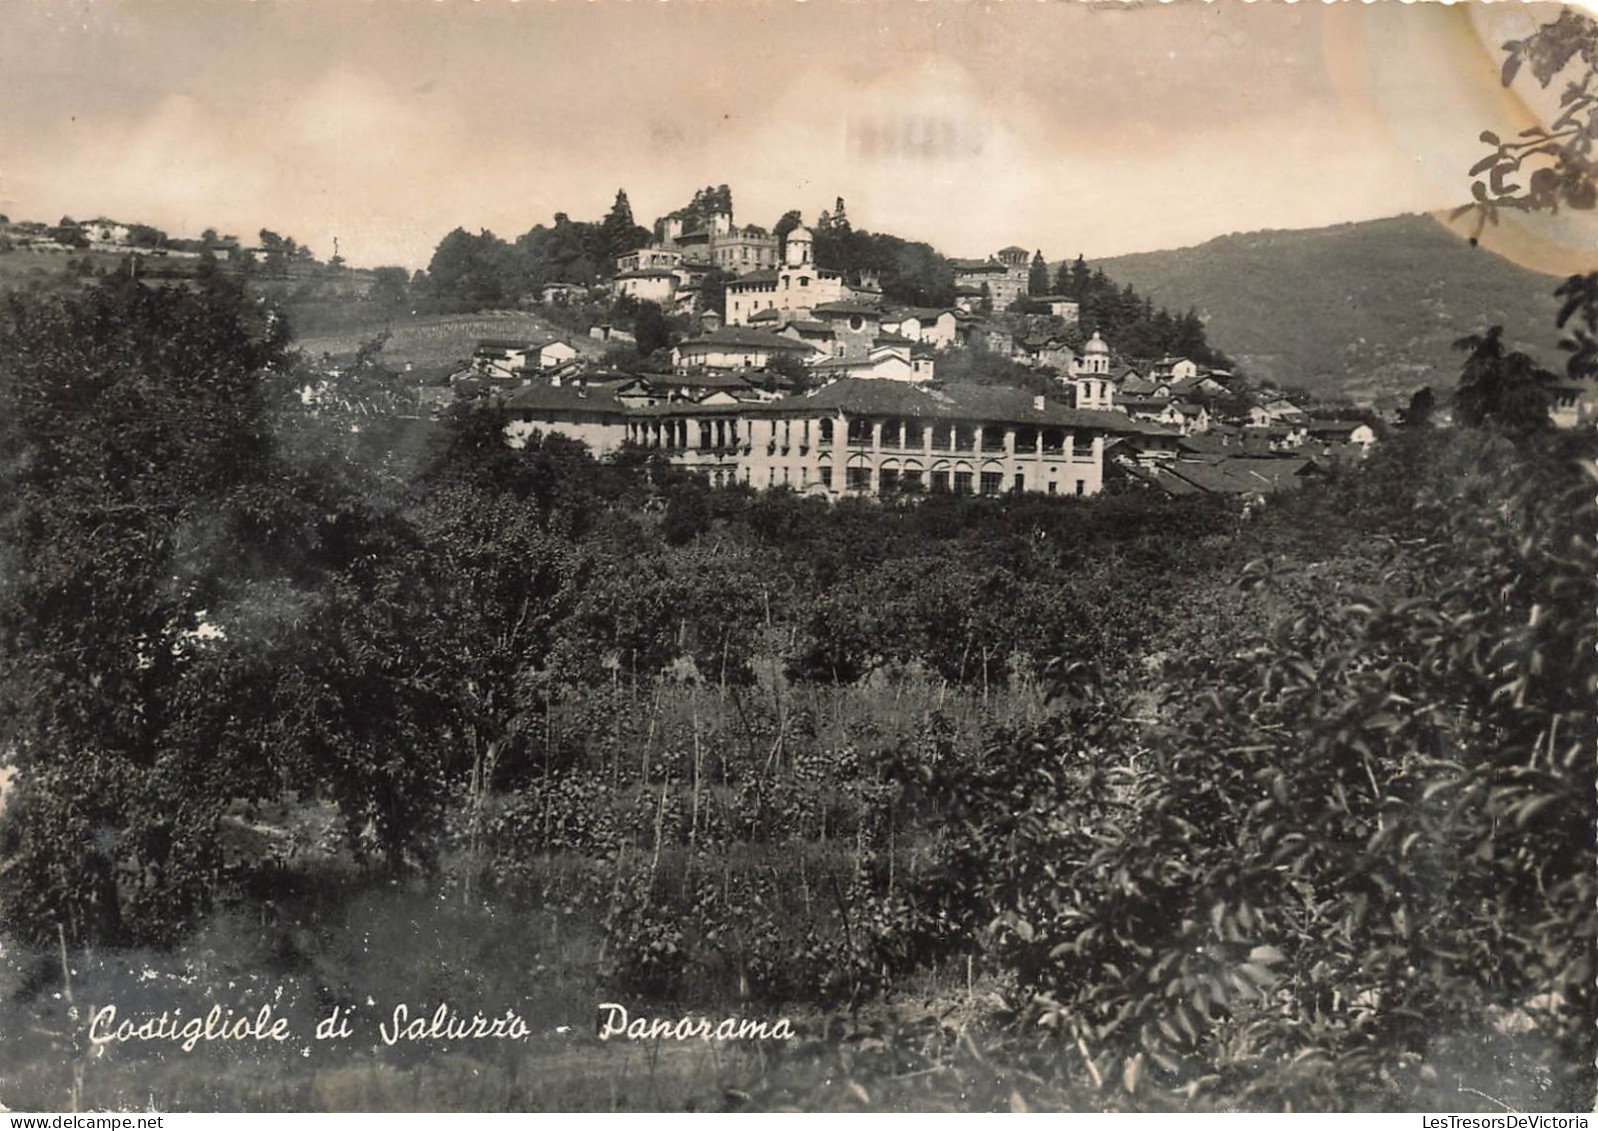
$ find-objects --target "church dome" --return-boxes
[1084,330,1109,354]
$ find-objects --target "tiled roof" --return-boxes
[647,370,760,390]
[499,383,627,416]
[627,399,754,418]
[726,270,779,286]
[812,300,884,318]
[1118,463,1205,496]
[763,380,1166,432]
[1306,419,1363,435]
[679,327,816,352]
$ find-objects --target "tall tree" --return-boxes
[598,188,650,263]
[1401,385,1436,427]
[1452,324,1558,433]
[1028,250,1050,296]
[1069,255,1091,299]
[830,196,851,234]
[634,301,672,356]
[697,267,731,319]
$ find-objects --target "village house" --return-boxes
[953,315,1014,356]
[807,337,933,383]
[1305,419,1377,449]
[1118,370,1171,399]
[613,267,680,306]
[1029,295,1082,322]
[83,218,131,246]
[541,281,589,305]
[616,247,684,274]
[672,326,819,372]
[1549,377,1598,428]
[501,381,629,455]
[756,313,832,355]
[1151,357,1199,382]
[1251,397,1309,427]
[1016,333,1077,372]
[809,300,885,358]
[880,308,960,351]
[471,337,579,379]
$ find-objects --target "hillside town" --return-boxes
[8,193,1594,503]
[422,196,1393,500]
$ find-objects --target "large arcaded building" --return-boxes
[501,377,1165,499]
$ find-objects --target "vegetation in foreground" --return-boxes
[5,17,1598,1107]
[0,263,1591,1111]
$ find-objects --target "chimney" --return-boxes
[1034,395,1046,411]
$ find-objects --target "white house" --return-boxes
[672,327,819,372]
[614,268,679,306]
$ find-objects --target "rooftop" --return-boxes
[726,270,780,286]
[679,326,817,353]
[812,300,885,318]
[498,382,628,415]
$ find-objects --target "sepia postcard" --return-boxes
[0,0,1594,1116]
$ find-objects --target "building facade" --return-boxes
[620,380,1121,497]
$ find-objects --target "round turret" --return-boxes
[785,225,813,267]
[1081,330,1110,375]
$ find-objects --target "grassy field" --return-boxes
[0,673,1014,1113]
[293,310,605,371]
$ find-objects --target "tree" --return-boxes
[1028,250,1049,296]
[0,280,460,946]
[1452,324,1557,433]
[426,227,521,307]
[633,301,672,356]
[698,267,731,319]
[773,209,804,260]
[763,349,812,394]
[598,188,650,264]
[368,265,411,310]
[830,196,851,234]
[1462,8,1598,229]
[1069,254,1091,299]
[127,224,166,249]
[1401,385,1436,427]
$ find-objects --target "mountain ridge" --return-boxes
[1091,212,1570,402]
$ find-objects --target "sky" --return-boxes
[2,0,1595,274]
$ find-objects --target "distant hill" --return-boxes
[1094,213,1570,403]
